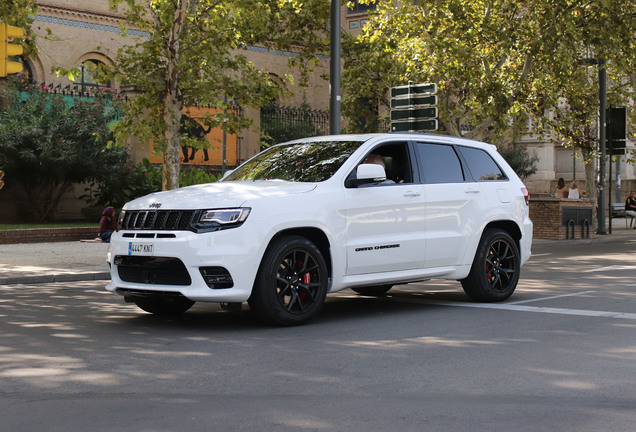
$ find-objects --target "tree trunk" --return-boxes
[160,0,194,191]
[162,99,182,191]
[582,149,597,204]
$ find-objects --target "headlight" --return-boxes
[195,208,251,232]
[117,209,126,231]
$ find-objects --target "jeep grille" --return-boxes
[120,210,195,231]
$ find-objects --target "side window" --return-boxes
[353,142,413,185]
[457,146,507,181]
[414,142,465,184]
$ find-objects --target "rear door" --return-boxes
[413,141,490,268]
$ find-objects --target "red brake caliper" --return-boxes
[296,260,310,300]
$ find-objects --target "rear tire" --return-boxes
[249,235,328,326]
[461,229,520,302]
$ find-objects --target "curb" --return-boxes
[0,271,111,285]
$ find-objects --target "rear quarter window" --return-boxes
[457,146,507,181]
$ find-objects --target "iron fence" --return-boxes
[260,104,329,146]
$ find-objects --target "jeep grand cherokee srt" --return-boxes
[106,133,532,325]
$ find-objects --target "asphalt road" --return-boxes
[1,237,636,431]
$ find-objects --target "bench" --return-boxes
[610,203,636,228]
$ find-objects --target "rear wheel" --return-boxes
[134,297,195,316]
[351,285,392,296]
[249,235,328,326]
[461,229,520,302]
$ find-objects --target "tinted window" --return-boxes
[458,146,507,181]
[224,140,363,182]
[414,143,464,184]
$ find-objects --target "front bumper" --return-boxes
[105,227,263,303]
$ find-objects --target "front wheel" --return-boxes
[461,229,520,302]
[249,235,328,326]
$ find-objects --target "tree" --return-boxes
[343,0,635,194]
[530,1,636,201]
[109,0,330,190]
[0,77,126,222]
[343,0,558,142]
[343,1,634,143]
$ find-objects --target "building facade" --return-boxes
[1,1,634,221]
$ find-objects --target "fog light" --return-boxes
[199,267,234,289]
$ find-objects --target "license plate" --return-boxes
[128,242,154,256]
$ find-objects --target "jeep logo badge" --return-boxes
[149,203,162,209]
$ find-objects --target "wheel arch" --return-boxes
[484,219,522,248]
[268,227,332,277]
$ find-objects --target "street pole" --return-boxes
[597,59,607,234]
[329,0,341,135]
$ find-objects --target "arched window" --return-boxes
[75,60,110,91]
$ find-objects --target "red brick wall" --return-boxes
[529,198,596,240]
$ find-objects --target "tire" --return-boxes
[248,235,328,326]
[461,228,520,302]
[351,285,392,296]
[134,297,195,315]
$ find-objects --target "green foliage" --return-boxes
[82,158,161,210]
[343,0,635,150]
[179,165,222,186]
[83,158,222,210]
[497,143,539,180]
[109,0,331,190]
[0,76,125,222]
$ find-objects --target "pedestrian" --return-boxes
[626,191,636,229]
[98,206,117,242]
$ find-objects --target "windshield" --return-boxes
[224,140,363,182]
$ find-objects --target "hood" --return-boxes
[123,180,317,210]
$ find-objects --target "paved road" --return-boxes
[1,236,635,431]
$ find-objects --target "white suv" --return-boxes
[106,133,532,325]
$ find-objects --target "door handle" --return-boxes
[403,191,421,197]
[465,188,481,194]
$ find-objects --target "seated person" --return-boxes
[568,181,581,199]
[555,178,567,198]
[98,206,117,243]
[363,154,394,184]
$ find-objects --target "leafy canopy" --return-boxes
[109,0,330,190]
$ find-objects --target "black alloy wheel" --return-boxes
[249,235,328,326]
[461,228,520,302]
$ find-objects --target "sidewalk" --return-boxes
[0,240,111,284]
[0,222,635,285]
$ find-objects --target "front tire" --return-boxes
[461,229,520,302]
[249,235,328,326]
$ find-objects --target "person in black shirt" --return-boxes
[626,191,636,229]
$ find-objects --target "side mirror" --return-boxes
[346,164,387,187]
